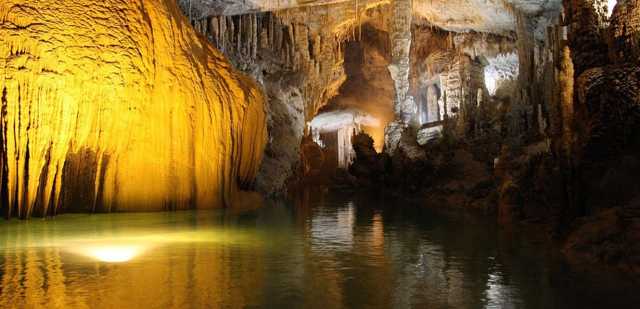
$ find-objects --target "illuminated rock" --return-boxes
[185,0,562,189]
[0,0,267,217]
[310,109,380,168]
[185,6,375,194]
[384,120,406,154]
[416,124,443,146]
[484,53,519,96]
[389,0,413,121]
[183,0,563,35]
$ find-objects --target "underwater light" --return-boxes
[82,245,145,263]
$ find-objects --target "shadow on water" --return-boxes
[0,188,639,308]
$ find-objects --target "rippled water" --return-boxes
[0,191,638,308]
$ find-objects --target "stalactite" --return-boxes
[0,0,267,217]
[237,15,242,53]
[252,14,259,59]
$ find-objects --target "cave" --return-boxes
[1,0,640,307]
[307,27,391,175]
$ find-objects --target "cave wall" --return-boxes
[495,0,640,270]
[608,0,640,63]
[0,0,267,217]
[508,0,620,143]
[575,0,640,163]
[500,0,640,219]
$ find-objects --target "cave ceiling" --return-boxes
[185,0,562,35]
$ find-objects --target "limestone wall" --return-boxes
[0,0,267,217]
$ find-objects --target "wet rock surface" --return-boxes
[564,201,640,275]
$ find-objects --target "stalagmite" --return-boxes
[0,0,267,217]
[558,47,575,158]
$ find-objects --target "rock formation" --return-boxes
[310,109,380,168]
[384,0,415,154]
[186,4,390,194]
[0,0,267,217]
[182,0,563,192]
[608,0,640,63]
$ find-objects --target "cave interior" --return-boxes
[1,0,640,306]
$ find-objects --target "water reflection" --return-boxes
[0,212,265,308]
[310,202,355,251]
[0,192,639,308]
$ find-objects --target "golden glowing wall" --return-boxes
[0,0,267,217]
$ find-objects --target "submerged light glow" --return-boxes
[83,245,145,263]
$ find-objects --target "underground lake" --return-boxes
[1,191,638,308]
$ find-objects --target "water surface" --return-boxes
[0,191,638,308]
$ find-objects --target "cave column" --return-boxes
[384,0,415,154]
[426,84,440,123]
[563,0,610,76]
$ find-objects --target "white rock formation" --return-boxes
[417,125,444,145]
[184,0,563,35]
[310,109,380,168]
[310,110,381,133]
[484,52,520,95]
[385,0,415,154]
